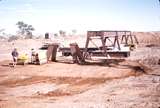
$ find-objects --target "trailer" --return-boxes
[59,47,130,58]
[59,30,138,59]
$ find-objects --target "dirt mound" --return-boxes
[134,32,160,46]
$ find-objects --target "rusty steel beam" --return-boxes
[47,43,59,62]
[70,43,85,64]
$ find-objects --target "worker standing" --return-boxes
[11,48,19,67]
[31,48,36,63]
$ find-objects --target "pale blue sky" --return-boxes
[0,0,160,35]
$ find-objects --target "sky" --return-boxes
[0,0,160,35]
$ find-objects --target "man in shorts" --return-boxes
[11,48,19,67]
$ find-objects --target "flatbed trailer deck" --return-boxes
[59,47,130,57]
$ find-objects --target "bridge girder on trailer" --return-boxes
[84,30,138,58]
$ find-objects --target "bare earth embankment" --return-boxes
[0,32,160,108]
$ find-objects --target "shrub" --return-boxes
[8,35,19,42]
